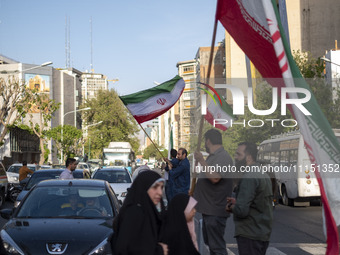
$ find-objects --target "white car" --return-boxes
[92,167,132,203]
[6,163,37,184]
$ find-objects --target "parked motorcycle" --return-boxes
[7,177,29,203]
[8,183,23,203]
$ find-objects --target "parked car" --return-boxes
[6,163,37,184]
[92,167,132,203]
[0,179,120,254]
[52,164,65,169]
[14,169,90,207]
[38,164,52,170]
[0,162,8,208]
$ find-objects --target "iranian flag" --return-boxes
[205,93,234,131]
[119,76,185,124]
[216,0,340,254]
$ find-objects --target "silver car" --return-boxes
[6,163,37,184]
[92,167,132,203]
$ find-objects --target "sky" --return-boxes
[0,0,225,96]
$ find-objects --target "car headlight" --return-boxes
[8,176,18,183]
[1,230,24,255]
[88,237,112,255]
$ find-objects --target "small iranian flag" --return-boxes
[216,0,340,253]
[119,76,185,124]
[205,93,234,131]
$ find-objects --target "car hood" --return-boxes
[3,218,113,254]
[109,183,131,195]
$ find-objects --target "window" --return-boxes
[183,66,194,73]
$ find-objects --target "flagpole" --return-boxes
[139,123,166,160]
[189,14,219,195]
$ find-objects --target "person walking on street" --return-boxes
[226,142,273,255]
[163,193,200,255]
[193,129,234,255]
[59,158,78,179]
[163,148,179,202]
[164,148,190,199]
[19,161,34,182]
[112,170,168,255]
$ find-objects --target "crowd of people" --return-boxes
[110,128,274,255]
[15,127,273,255]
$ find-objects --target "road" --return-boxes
[0,201,329,255]
[196,202,328,255]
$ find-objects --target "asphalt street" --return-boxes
[0,200,331,255]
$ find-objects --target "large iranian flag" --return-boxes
[205,93,234,131]
[119,76,185,124]
[216,0,340,254]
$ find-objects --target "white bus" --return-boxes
[258,129,340,206]
[103,142,135,173]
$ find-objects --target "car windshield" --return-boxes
[25,172,62,190]
[17,186,114,218]
[8,165,36,173]
[93,170,131,183]
[25,171,85,190]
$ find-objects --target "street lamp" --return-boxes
[60,107,91,163]
[83,121,103,159]
[320,57,340,67]
[0,61,53,74]
[20,61,53,72]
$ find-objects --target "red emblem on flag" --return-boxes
[157,98,166,105]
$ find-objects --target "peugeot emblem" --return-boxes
[46,243,68,254]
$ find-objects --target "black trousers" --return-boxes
[236,236,269,255]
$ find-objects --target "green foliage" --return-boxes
[47,125,83,160]
[143,143,166,161]
[82,89,140,159]
[293,50,340,128]
[293,50,324,78]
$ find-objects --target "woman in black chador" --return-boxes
[163,193,200,255]
[112,170,168,255]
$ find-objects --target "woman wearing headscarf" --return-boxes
[163,193,200,255]
[112,170,168,255]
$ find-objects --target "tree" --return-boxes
[26,92,60,165]
[143,143,166,161]
[0,75,32,145]
[82,89,140,159]
[47,125,83,161]
[293,50,340,128]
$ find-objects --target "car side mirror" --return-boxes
[0,209,13,220]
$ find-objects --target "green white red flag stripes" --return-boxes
[119,76,185,124]
[216,0,340,254]
[205,93,234,131]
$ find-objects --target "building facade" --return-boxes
[176,60,198,150]
[0,55,83,166]
[81,73,108,101]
